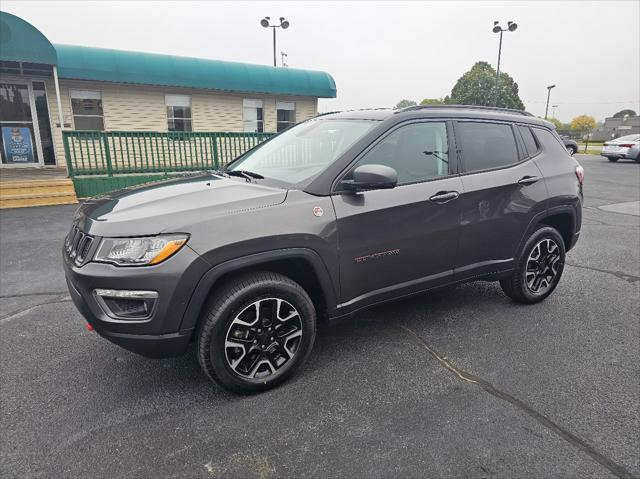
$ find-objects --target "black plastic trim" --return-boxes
[179,248,338,332]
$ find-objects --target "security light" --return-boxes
[281,20,290,29]
[492,24,502,33]
[508,21,518,31]
[260,18,269,27]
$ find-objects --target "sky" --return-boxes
[2,0,639,122]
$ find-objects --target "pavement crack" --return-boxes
[0,295,72,322]
[565,262,640,283]
[399,324,638,479]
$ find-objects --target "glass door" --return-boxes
[0,82,43,166]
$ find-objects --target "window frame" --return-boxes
[69,89,104,131]
[243,98,264,133]
[276,100,296,132]
[452,119,526,176]
[165,94,193,132]
[332,119,458,193]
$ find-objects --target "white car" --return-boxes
[601,134,640,162]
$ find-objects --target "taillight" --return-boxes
[575,165,585,185]
[619,144,634,148]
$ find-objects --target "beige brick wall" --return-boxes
[41,79,318,170]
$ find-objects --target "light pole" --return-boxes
[544,84,556,120]
[492,20,518,106]
[281,51,288,67]
[552,104,558,118]
[260,17,290,67]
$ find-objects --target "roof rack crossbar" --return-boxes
[398,104,534,117]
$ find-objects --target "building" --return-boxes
[590,115,640,142]
[0,11,336,173]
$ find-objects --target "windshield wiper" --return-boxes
[225,170,264,182]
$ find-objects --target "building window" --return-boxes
[165,94,192,132]
[70,90,104,131]
[276,101,296,132]
[243,99,264,132]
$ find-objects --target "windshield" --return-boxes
[227,118,378,186]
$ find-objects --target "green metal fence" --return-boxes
[62,130,274,197]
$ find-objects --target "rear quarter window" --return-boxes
[533,128,570,157]
[457,121,519,172]
[518,126,540,157]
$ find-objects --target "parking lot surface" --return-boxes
[1,154,639,479]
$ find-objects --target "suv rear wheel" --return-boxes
[196,272,317,393]
[500,226,566,304]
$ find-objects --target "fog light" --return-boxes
[93,289,158,321]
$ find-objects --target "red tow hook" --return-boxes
[85,323,94,332]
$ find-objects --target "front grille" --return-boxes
[65,225,95,265]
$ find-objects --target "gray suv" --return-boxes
[63,105,584,393]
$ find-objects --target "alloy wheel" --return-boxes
[224,298,303,379]
[525,238,562,294]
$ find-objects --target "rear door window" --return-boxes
[456,121,519,173]
[518,126,540,157]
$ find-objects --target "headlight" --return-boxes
[93,234,188,266]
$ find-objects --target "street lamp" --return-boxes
[492,20,518,107]
[544,84,556,120]
[260,16,290,67]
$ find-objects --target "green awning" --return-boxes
[55,44,337,98]
[0,11,57,64]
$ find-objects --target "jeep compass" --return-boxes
[63,105,584,393]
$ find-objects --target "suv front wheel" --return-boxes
[196,272,317,393]
[500,226,566,304]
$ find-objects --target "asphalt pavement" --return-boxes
[1,154,638,479]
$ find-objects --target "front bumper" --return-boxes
[63,244,210,358]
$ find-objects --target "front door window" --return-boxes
[0,82,38,165]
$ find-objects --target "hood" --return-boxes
[75,173,287,237]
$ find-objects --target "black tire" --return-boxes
[196,271,316,394]
[607,157,619,162]
[567,145,576,155]
[500,226,566,304]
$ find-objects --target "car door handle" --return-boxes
[518,175,540,185]
[429,191,460,203]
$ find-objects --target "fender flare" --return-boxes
[516,206,577,256]
[178,248,338,332]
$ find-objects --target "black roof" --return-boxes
[321,105,552,127]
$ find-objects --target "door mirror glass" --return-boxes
[341,164,398,192]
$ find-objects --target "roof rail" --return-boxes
[398,104,534,117]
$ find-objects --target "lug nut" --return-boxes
[270,337,274,341]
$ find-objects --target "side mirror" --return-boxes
[340,164,398,192]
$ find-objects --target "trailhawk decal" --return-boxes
[354,249,400,263]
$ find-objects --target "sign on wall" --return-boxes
[2,126,35,164]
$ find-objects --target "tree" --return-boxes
[570,115,596,132]
[612,109,637,118]
[448,61,525,110]
[420,98,445,105]
[395,99,417,109]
